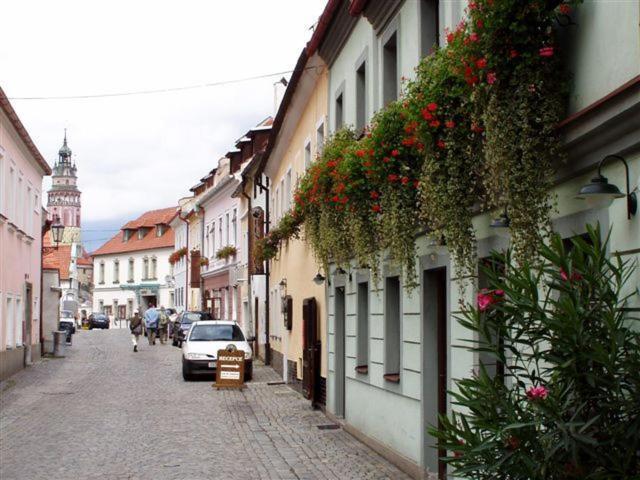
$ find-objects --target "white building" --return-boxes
[91,207,176,321]
[169,203,190,312]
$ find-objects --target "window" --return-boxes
[143,257,149,279]
[335,93,344,130]
[98,300,104,313]
[384,276,401,379]
[137,228,146,240]
[128,258,134,281]
[99,261,105,284]
[6,296,13,348]
[274,188,280,221]
[18,175,23,228]
[316,121,325,154]
[34,190,40,214]
[225,213,230,245]
[123,230,131,242]
[420,0,439,55]
[8,166,15,220]
[0,154,4,215]
[211,222,216,258]
[15,297,22,347]
[218,217,223,250]
[113,260,120,284]
[156,225,163,237]
[357,282,370,369]
[383,31,398,105]
[356,60,367,131]
[26,185,32,235]
[279,179,285,217]
[304,141,312,171]
[127,299,134,317]
[232,209,237,246]
[151,256,157,279]
[285,170,292,210]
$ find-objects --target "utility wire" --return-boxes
[7,66,320,101]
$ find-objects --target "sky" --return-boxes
[1,0,327,250]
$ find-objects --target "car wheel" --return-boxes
[182,366,193,381]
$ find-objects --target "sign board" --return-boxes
[214,348,245,390]
[139,289,154,296]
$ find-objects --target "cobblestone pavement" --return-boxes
[0,329,410,480]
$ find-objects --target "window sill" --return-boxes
[98,282,105,285]
[127,280,134,283]
[355,365,368,374]
[113,281,120,284]
[383,373,400,383]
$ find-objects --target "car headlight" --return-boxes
[185,352,208,360]
[244,350,252,360]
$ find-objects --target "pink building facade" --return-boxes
[0,87,52,380]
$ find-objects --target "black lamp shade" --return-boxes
[313,273,325,285]
[576,175,625,199]
[490,212,510,229]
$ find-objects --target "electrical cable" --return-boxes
[7,66,322,101]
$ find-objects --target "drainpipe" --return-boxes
[178,213,189,309]
[240,183,254,345]
[197,205,205,310]
[255,174,271,365]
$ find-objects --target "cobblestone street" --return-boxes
[0,329,409,480]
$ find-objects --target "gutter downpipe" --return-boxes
[40,218,52,356]
[198,205,205,311]
[178,213,189,309]
[255,174,271,366]
[239,181,256,353]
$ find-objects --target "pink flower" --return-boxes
[487,72,497,84]
[526,385,549,400]
[494,289,505,297]
[560,268,582,282]
[539,46,554,57]
[477,291,493,311]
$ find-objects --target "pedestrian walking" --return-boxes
[130,310,143,352]
[158,306,169,345]
[144,303,159,345]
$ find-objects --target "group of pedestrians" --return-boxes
[129,304,171,352]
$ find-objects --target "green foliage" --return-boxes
[215,245,237,260]
[433,224,640,479]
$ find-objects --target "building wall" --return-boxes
[188,211,203,310]
[323,1,640,478]
[92,247,174,320]
[0,108,46,379]
[42,269,61,353]
[267,57,329,381]
[170,218,188,310]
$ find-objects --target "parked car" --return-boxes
[88,313,110,330]
[172,311,212,347]
[181,320,254,381]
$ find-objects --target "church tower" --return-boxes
[47,131,82,241]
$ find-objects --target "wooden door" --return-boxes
[118,305,126,319]
[302,297,320,404]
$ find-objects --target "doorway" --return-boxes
[334,287,346,417]
[302,297,321,407]
[254,297,260,359]
[422,267,448,479]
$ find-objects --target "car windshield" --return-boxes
[181,312,211,324]
[189,325,245,342]
[95,315,107,320]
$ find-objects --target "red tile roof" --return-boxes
[77,251,93,266]
[43,241,72,280]
[92,207,177,256]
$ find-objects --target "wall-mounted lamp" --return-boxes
[312,272,325,285]
[490,207,510,229]
[51,215,64,247]
[334,267,347,276]
[576,154,637,219]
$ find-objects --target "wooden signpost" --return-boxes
[214,347,245,390]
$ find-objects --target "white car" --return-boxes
[181,320,254,381]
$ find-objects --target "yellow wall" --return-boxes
[269,64,329,379]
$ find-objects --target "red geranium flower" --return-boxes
[391,149,400,157]
[370,191,380,200]
[421,109,433,121]
[471,123,484,133]
[510,49,519,59]
[429,120,441,128]
[469,32,479,42]
[371,204,381,213]
[539,46,554,57]
[559,3,571,14]
[388,174,398,182]
[446,32,455,44]
[487,72,497,85]
[476,19,484,29]
[476,58,487,69]
[331,195,339,202]
[401,176,409,185]
[402,137,416,147]
[445,120,455,129]
[383,157,391,163]
[413,180,420,188]
[427,102,438,112]
[356,149,366,158]
[436,140,446,149]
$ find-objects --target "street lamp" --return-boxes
[51,215,64,247]
[576,154,637,219]
[490,207,510,229]
[312,272,325,285]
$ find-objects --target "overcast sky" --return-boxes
[1,0,326,247]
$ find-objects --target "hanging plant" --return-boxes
[215,245,237,260]
[168,246,188,265]
[199,257,209,267]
